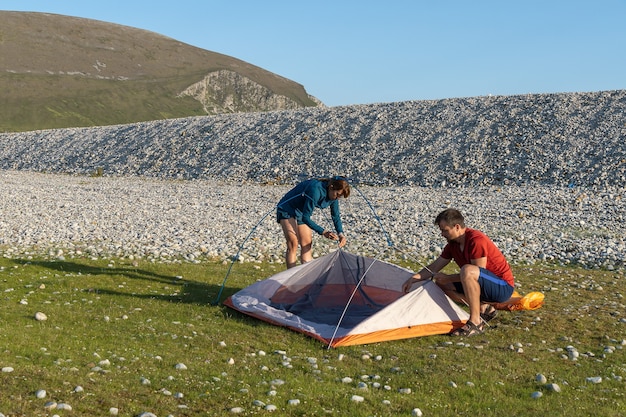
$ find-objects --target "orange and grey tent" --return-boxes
[224,250,469,348]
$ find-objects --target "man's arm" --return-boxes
[471,257,487,268]
[402,256,450,293]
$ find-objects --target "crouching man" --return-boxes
[402,208,515,336]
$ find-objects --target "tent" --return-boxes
[224,250,469,347]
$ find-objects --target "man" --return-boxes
[402,208,515,336]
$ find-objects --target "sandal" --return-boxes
[450,321,484,337]
[480,305,498,322]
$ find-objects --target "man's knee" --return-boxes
[460,264,480,281]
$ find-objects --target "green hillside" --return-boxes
[0,11,319,132]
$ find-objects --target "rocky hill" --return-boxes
[0,11,320,132]
[1,89,625,188]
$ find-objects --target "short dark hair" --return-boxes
[435,208,465,227]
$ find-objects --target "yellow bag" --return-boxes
[493,291,544,311]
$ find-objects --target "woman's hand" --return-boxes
[322,231,347,247]
[322,230,336,240]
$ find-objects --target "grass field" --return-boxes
[0,255,624,416]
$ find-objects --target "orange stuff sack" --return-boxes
[493,291,544,311]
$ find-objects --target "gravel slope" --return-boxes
[1,90,624,269]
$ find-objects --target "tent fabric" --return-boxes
[224,250,469,347]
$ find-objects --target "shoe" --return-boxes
[480,305,498,322]
[450,321,484,337]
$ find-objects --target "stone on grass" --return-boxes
[546,383,561,392]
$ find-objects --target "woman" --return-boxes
[277,177,351,268]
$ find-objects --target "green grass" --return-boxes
[0,256,624,416]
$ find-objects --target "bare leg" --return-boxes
[297,224,313,264]
[437,282,468,306]
[280,218,300,268]
[459,264,482,326]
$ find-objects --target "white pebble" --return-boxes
[56,403,72,411]
[546,383,561,392]
[35,389,47,399]
[175,363,188,370]
[350,395,364,403]
[109,407,119,415]
[1,367,14,373]
[265,404,277,411]
[43,401,57,410]
[288,399,300,405]
[531,391,543,399]
[34,312,47,321]
[412,408,424,417]
[586,376,602,384]
[535,374,547,384]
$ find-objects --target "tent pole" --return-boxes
[349,182,394,248]
[213,191,306,305]
[212,206,275,305]
[327,250,381,349]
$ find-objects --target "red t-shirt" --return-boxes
[441,228,514,287]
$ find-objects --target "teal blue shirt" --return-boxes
[277,179,343,235]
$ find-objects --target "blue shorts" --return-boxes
[453,268,514,303]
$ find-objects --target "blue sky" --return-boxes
[3,0,625,106]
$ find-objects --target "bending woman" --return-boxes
[277,177,351,268]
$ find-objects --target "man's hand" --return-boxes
[402,273,422,293]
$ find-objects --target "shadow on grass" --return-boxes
[11,259,241,306]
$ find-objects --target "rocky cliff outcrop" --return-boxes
[178,70,323,114]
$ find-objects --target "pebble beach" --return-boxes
[1,90,625,269]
